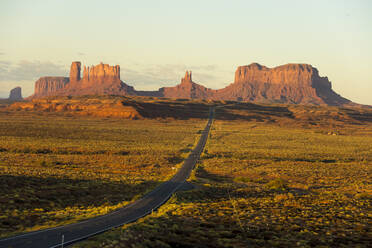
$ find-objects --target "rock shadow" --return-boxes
[215,102,293,121]
[123,100,210,120]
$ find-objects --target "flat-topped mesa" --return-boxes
[218,62,349,105]
[29,61,133,98]
[181,71,192,84]
[82,62,120,83]
[69,61,81,82]
[234,63,316,85]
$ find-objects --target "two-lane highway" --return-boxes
[0,108,214,248]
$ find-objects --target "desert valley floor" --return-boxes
[0,96,371,247]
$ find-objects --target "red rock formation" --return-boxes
[63,62,133,96]
[233,63,314,85]
[83,63,120,81]
[149,64,348,105]
[182,71,192,84]
[30,62,134,98]
[9,87,23,101]
[69,61,81,82]
[214,63,349,105]
[33,77,69,97]
[160,71,216,99]
[29,61,350,106]
[83,66,89,81]
[77,63,121,87]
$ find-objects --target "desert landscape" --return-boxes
[0,74,371,247]
[1,1,371,248]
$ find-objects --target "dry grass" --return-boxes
[75,103,372,248]
[0,107,205,238]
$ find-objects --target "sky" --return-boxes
[0,0,371,104]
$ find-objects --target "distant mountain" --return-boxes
[29,61,351,106]
[9,87,23,101]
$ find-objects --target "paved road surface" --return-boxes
[0,108,214,248]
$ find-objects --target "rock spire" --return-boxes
[70,61,81,82]
[181,71,192,84]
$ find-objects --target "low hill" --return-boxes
[5,96,372,132]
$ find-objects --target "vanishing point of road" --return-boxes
[0,108,214,248]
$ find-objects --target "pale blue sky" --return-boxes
[1,0,371,104]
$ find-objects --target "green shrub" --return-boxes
[266,178,288,191]
[234,176,251,183]
[356,192,371,200]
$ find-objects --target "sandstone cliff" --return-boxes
[82,63,120,82]
[63,62,132,96]
[8,87,23,101]
[69,61,81,82]
[214,63,349,105]
[30,62,134,98]
[143,64,349,105]
[33,77,69,97]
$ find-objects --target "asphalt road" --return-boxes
[0,108,214,248]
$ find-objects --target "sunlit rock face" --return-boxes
[69,61,81,82]
[214,63,350,105]
[82,63,120,82]
[157,64,349,105]
[64,62,134,96]
[30,62,135,98]
[159,71,216,99]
